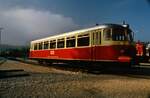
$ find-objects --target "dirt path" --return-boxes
[1,60,150,98]
[0,60,78,74]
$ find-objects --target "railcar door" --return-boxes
[91,30,101,61]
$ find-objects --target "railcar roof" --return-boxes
[31,24,125,43]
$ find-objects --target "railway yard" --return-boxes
[0,58,150,98]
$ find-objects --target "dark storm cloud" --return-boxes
[0,0,79,45]
[0,8,79,45]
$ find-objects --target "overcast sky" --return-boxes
[0,0,150,45]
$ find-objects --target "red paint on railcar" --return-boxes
[29,45,135,63]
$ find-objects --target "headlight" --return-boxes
[120,49,125,54]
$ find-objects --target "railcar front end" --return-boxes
[96,25,137,65]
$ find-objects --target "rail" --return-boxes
[0,57,6,65]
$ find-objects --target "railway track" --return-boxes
[0,58,29,79]
[1,58,150,98]
[6,57,150,76]
[0,69,29,79]
[0,57,7,65]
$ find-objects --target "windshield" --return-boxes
[103,28,133,42]
[112,28,127,41]
[127,29,134,42]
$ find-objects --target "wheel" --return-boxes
[38,60,44,64]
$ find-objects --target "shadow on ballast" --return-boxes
[0,69,30,79]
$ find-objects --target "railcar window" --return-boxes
[34,43,38,50]
[112,28,127,41]
[57,38,65,48]
[44,41,49,49]
[30,44,34,50]
[92,30,101,45]
[66,36,75,47]
[103,29,111,40]
[127,33,131,41]
[77,34,89,46]
[99,31,101,44]
[39,42,43,50]
[127,29,133,42]
[50,40,56,49]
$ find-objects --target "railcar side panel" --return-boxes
[29,45,135,63]
[30,47,92,60]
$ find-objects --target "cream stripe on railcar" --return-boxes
[31,25,108,44]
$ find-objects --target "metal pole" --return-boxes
[0,28,3,45]
[0,30,2,46]
[0,28,3,56]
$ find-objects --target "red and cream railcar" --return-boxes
[29,24,137,65]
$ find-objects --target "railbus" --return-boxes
[29,24,137,66]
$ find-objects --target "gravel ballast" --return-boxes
[1,60,150,98]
